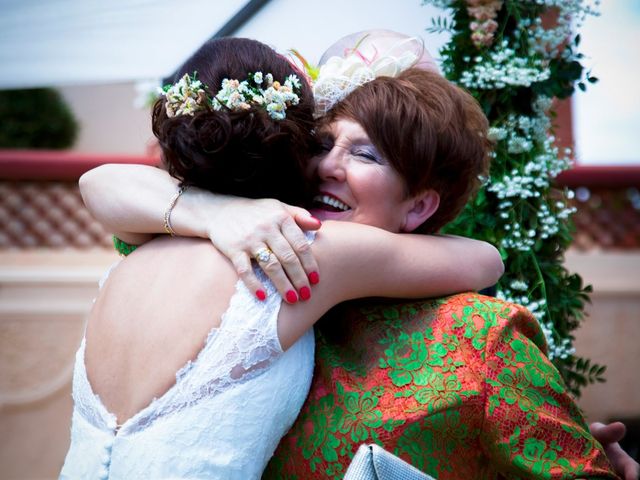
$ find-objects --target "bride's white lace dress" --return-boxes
[60,264,315,479]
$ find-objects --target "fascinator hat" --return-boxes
[309,35,426,116]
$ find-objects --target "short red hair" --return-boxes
[323,68,492,233]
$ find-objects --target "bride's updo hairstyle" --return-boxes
[323,68,492,234]
[152,38,316,205]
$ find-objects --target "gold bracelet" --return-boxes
[163,186,188,236]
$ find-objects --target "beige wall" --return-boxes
[565,251,640,423]
[58,83,153,156]
[0,251,117,479]
[0,250,638,479]
[574,294,640,422]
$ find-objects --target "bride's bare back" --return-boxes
[84,236,237,423]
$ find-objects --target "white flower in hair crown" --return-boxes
[161,71,302,121]
[312,37,421,116]
[162,74,209,117]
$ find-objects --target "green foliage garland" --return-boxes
[423,0,603,395]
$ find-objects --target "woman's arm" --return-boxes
[278,221,503,349]
[79,164,321,300]
[79,164,180,245]
[479,316,618,478]
[312,221,503,302]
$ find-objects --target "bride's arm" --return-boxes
[278,221,503,348]
[319,222,504,300]
[79,164,321,300]
[79,165,180,245]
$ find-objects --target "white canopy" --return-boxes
[0,0,247,89]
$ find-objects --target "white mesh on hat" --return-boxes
[313,37,423,117]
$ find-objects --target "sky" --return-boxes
[572,0,640,165]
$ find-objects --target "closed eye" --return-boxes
[354,150,380,163]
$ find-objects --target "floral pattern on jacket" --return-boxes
[264,293,616,480]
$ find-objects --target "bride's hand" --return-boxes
[80,164,321,302]
[202,197,322,303]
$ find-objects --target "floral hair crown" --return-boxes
[161,71,302,121]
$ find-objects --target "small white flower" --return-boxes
[267,102,286,120]
[487,126,508,141]
[284,74,301,90]
[510,280,529,291]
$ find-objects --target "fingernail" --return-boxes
[310,216,322,224]
[286,290,298,303]
[256,290,266,301]
[299,286,311,301]
[308,271,320,285]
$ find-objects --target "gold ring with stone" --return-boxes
[254,247,273,263]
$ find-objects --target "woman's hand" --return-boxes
[184,194,322,303]
[590,422,639,480]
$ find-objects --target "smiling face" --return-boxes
[311,70,490,234]
[306,118,420,233]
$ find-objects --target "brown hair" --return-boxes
[323,68,492,233]
[152,37,316,205]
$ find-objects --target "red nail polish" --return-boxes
[286,290,298,303]
[299,286,311,301]
[256,290,266,301]
[308,271,320,285]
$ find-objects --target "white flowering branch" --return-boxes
[424,0,602,393]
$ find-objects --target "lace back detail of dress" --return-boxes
[72,232,315,435]
[72,339,118,431]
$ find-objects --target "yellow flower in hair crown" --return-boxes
[161,72,302,121]
[163,73,209,117]
[312,36,422,116]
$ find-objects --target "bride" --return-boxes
[60,37,503,479]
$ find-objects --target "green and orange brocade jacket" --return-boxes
[264,294,617,479]
[113,239,616,479]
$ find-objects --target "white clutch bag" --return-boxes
[343,444,437,480]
